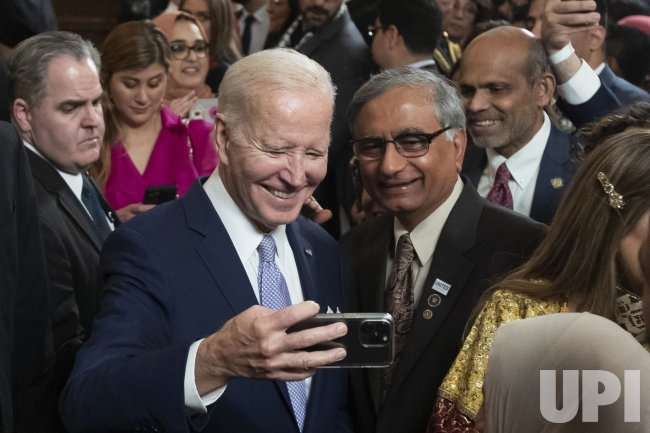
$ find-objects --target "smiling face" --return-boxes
[216,88,332,232]
[169,19,209,90]
[459,31,548,158]
[109,64,167,128]
[353,86,466,231]
[13,56,105,174]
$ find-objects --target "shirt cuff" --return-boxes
[184,339,227,413]
[557,60,601,105]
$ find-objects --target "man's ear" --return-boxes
[535,72,556,109]
[214,113,230,166]
[452,128,467,174]
[386,24,400,49]
[12,98,32,134]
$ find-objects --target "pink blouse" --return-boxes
[104,107,218,210]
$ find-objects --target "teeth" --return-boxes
[474,120,496,126]
[272,190,291,199]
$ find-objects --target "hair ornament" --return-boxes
[596,171,626,210]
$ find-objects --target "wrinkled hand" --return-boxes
[195,301,347,395]
[115,203,156,222]
[542,0,600,52]
[168,90,197,118]
[301,196,333,225]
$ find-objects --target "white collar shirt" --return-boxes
[185,171,310,413]
[238,6,270,54]
[386,176,464,305]
[477,112,551,217]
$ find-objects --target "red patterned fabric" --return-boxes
[426,397,477,433]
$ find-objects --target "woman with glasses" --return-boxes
[153,11,213,118]
[93,19,218,221]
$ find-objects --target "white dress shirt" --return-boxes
[238,6,270,54]
[386,177,463,305]
[477,112,551,217]
[557,59,602,104]
[184,172,310,412]
[23,141,114,229]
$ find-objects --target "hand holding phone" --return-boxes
[288,313,394,368]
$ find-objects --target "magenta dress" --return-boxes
[104,107,219,210]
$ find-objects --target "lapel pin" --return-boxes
[305,248,312,256]
[428,294,442,308]
[423,309,433,320]
[432,278,451,296]
[551,177,564,190]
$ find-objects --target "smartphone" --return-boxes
[288,313,394,368]
[189,97,218,124]
[142,185,177,205]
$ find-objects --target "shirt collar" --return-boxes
[485,112,551,190]
[23,140,84,201]
[392,176,464,266]
[203,171,287,265]
[408,59,437,70]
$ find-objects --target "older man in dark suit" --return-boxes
[61,48,354,433]
[8,31,116,388]
[339,67,546,433]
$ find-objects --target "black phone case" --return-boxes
[288,313,394,368]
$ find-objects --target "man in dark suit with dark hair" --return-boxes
[8,31,115,388]
[0,121,62,433]
[368,0,443,74]
[61,48,353,433]
[279,0,373,237]
[340,67,546,433]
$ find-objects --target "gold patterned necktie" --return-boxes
[382,233,415,397]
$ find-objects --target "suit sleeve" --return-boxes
[60,226,202,433]
[557,82,622,129]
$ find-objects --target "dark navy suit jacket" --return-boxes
[61,180,353,433]
[463,124,576,225]
[598,64,650,106]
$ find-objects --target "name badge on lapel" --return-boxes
[431,278,451,296]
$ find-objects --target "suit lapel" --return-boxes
[184,185,304,429]
[389,181,481,394]
[355,216,393,414]
[530,125,573,224]
[461,143,487,188]
[286,221,318,303]
[26,149,103,251]
[183,183,259,315]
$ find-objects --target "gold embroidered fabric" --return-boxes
[436,289,563,419]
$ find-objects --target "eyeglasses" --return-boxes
[351,127,452,161]
[169,41,209,60]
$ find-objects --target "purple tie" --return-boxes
[487,162,513,209]
[257,235,308,431]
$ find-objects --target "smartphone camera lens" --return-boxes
[359,320,391,347]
